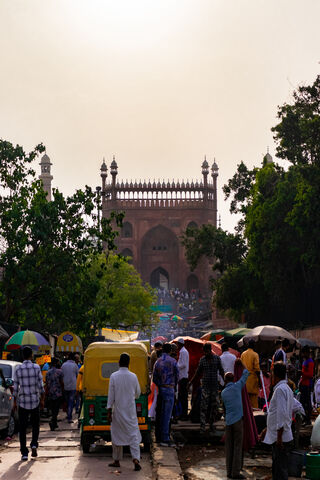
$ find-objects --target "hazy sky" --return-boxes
[1,0,319,231]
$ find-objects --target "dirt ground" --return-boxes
[177,444,273,480]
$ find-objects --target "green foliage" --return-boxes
[223,161,258,215]
[185,75,320,328]
[0,140,130,334]
[182,224,246,274]
[272,75,320,166]
[87,253,157,330]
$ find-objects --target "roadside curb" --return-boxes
[151,430,183,480]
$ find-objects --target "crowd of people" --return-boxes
[148,337,320,480]
[156,287,210,316]
[11,335,320,478]
[12,346,145,470]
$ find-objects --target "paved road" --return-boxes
[0,416,153,480]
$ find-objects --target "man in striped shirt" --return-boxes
[189,342,224,433]
[14,346,44,461]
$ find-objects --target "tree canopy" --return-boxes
[181,224,246,275]
[183,75,320,328]
[88,253,157,330]
[0,140,154,335]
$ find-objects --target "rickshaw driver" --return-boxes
[107,353,142,471]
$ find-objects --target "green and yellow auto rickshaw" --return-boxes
[80,342,151,453]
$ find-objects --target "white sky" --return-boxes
[0,0,319,232]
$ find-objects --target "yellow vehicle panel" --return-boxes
[83,342,149,395]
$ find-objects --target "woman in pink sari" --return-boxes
[234,359,258,450]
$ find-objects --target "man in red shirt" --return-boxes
[299,346,314,425]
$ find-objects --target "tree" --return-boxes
[0,140,125,333]
[181,224,246,275]
[185,75,320,328]
[272,75,320,166]
[87,253,157,331]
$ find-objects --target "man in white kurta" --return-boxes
[107,353,142,470]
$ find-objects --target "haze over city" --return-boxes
[1,0,319,231]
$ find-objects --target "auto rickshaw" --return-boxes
[80,342,151,453]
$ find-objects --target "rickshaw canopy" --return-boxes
[83,342,149,396]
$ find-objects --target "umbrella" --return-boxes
[4,330,50,352]
[171,336,239,385]
[158,314,170,321]
[201,329,225,341]
[238,325,298,354]
[298,338,319,348]
[56,331,83,353]
[222,327,252,348]
[152,336,167,345]
[170,315,183,322]
[225,327,252,339]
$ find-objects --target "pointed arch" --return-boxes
[150,267,169,289]
[121,221,133,238]
[187,221,198,230]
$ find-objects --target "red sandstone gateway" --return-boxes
[99,157,219,293]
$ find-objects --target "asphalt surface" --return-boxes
[0,414,153,480]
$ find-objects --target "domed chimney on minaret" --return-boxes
[211,158,219,227]
[100,157,108,192]
[201,155,209,187]
[39,153,53,201]
[110,155,118,188]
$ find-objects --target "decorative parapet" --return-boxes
[100,159,218,210]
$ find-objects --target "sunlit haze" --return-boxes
[1,0,319,231]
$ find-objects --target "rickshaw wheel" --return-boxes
[143,432,151,452]
[143,441,151,452]
[81,435,92,454]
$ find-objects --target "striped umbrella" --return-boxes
[4,330,50,352]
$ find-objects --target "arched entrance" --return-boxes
[150,267,169,289]
[187,221,198,229]
[140,225,179,287]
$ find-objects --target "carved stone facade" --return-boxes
[100,157,218,294]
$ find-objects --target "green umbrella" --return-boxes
[224,327,252,338]
[223,327,252,348]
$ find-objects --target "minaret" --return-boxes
[211,158,219,227]
[100,157,108,192]
[39,153,53,201]
[110,156,118,202]
[201,156,209,202]
[265,147,273,164]
[110,156,118,188]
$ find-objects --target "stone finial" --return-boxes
[202,155,209,174]
[211,158,219,177]
[100,157,108,173]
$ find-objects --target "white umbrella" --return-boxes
[237,325,298,349]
